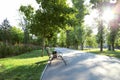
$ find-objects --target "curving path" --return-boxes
[41,48,120,80]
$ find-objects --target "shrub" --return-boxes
[0,42,41,58]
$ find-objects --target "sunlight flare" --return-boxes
[102,8,115,23]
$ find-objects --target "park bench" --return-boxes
[46,47,67,66]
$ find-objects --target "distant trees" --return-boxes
[0,19,39,58]
[31,0,120,52]
[10,27,24,44]
[1,0,119,57]
[115,30,120,49]
[58,30,66,47]
[65,0,86,50]
[0,19,11,44]
[85,27,98,48]
[19,5,34,44]
[108,3,120,51]
[90,0,120,51]
[90,0,106,52]
[0,19,24,44]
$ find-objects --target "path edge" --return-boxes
[40,61,49,80]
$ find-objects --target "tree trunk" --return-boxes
[108,44,111,51]
[74,40,78,49]
[99,22,103,52]
[80,42,84,50]
[99,6,103,52]
[24,28,29,44]
[74,44,78,49]
[100,39,103,52]
[66,30,70,48]
[41,37,45,57]
[111,41,115,51]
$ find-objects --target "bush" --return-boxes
[0,42,41,58]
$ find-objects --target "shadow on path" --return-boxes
[42,48,120,80]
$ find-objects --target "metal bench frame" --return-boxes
[46,48,67,66]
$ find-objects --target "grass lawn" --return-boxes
[0,50,49,80]
[82,48,120,58]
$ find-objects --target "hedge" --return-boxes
[0,42,41,58]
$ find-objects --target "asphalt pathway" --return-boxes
[41,48,120,80]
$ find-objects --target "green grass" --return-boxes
[82,48,120,58]
[0,50,49,80]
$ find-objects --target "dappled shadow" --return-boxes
[0,60,47,80]
[42,60,100,80]
[42,48,120,80]
[103,56,120,64]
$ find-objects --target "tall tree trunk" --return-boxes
[24,28,29,45]
[100,38,103,52]
[99,25,103,52]
[75,44,78,49]
[81,42,84,50]
[41,37,45,57]
[74,39,78,49]
[108,44,111,51]
[66,30,70,48]
[99,6,104,52]
[111,41,115,51]
[110,30,116,51]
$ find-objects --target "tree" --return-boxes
[109,20,119,51]
[0,19,11,44]
[71,0,87,50]
[66,25,73,48]
[108,1,120,51]
[10,27,24,44]
[58,30,66,47]
[90,0,109,52]
[83,26,97,48]
[90,0,120,51]
[66,29,76,48]
[20,0,74,56]
[45,31,58,47]
[115,29,120,49]
[19,5,34,44]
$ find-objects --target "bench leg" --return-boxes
[48,57,55,66]
[58,55,67,65]
[48,56,67,66]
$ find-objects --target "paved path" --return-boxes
[41,48,120,80]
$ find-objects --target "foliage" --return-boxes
[19,5,34,21]
[19,0,74,56]
[66,0,87,49]
[90,0,108,51]
[86,35,98,48]
[58,30,66,47]
[30,0,74,36]
[90,0,120,51]
[0,19,11,30]
[0,50,48,80]
[115,30,120,49]
[72,0,86,24]
[10,27,24,44]
[0,19,11,43]
[0,42,41,58]
[19,5,34,44]
[47,32,58,47]
[84,27,97,48]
